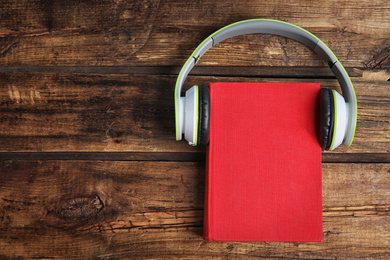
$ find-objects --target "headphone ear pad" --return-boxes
[197,85,210,146]
[320,88,335,151]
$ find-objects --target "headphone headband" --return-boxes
[175,19,357,146]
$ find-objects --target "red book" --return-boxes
[204,82,322,242]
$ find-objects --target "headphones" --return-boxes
[174,19,357,150]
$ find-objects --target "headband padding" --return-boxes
[319,88,335,150]
[197,85,210,146]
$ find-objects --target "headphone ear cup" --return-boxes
[183,85,198,146]
[330,90,349,150]
[319,88,335,151]
[197,85,210,146]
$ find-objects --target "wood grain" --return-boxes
[0,73,388,153]
[0,0,389,259]
[0,0,389,68]
[0,161,389,259]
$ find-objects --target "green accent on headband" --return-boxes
[348,101,357,147]
[338,65,357,147]
[329,90,338,150]
[194,85,199,146]
[175,59,192,140]
[175,87,179,140]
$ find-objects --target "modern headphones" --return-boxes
[174,19,357,150]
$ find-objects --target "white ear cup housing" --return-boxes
[330,90,349,150]
[184,85,199,146]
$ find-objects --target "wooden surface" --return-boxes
[0,0,389,259]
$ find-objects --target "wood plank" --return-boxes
[0,0,389,68]
[0,161,389,258]
[0,73,388,153]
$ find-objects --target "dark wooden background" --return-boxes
[0,0,389,258]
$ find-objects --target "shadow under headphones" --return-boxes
[174,19,357,151]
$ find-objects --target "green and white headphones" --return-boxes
[174,19,357,150]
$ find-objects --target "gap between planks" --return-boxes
[0,65,363,78]
[0,152,388,163]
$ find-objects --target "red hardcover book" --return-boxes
[204,82,322,242]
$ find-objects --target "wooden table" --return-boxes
[0,1,389,258]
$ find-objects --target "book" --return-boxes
[204,82,323,242]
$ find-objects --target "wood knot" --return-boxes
[42,195,118,230]
[0,37,19,57]
[56,196,104,220]
[365,47,390,69]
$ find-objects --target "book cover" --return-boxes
[204,82,322,242]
